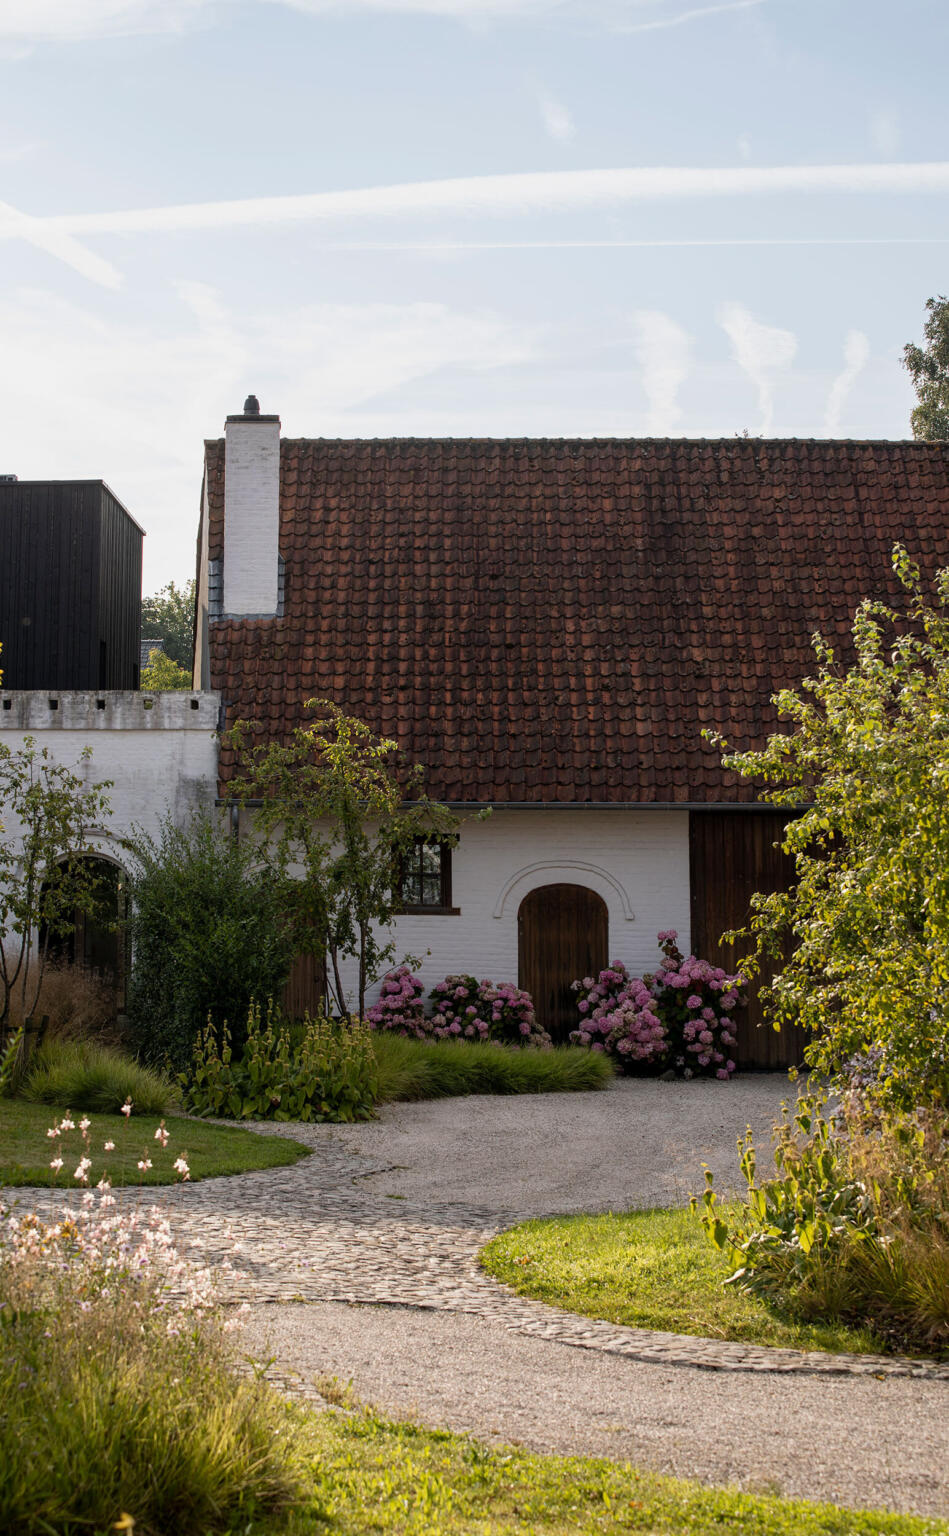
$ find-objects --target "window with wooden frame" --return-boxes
[397,838,457,914]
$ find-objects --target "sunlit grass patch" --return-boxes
[481,1206,887,1356]
[259,1403,947,1536]
[0,1097,311,1186]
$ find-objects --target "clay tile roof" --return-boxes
[206,436,949,804]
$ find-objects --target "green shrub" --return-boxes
[22,1041,175,1115]
[695,1088,949,1355]
[372,1034,614,1101]
[127,812,299,1072]
[184,1005,378,1123]
[711,548,949,1110]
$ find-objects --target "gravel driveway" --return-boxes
[154,1075,949,1522]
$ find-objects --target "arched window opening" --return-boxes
[40,855,127,1011]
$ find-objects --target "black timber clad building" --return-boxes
[0,480,143,690]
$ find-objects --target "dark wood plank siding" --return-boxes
[0,481,142,690]
[518,883,609,1043]
[281,951,328,1020]
[689,811,808,1070]
[98,487,143,688]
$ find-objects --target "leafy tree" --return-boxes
[0,738,113,1031]
[140,579,196,671]
[126,812,298,1072]
[709,547,949,1108]
[226,700,458,1019]
[902,295,949,441]
[141,648,192,692]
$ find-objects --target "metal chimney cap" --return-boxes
[243,394,261,417]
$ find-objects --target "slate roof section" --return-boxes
[205,436,949,804]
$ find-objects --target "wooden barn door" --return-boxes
[689,812,807,1070]
[281,950,328,1020]
[518,884,609,1044]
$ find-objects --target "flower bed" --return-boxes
[0,1110,300,1534]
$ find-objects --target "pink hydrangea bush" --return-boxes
[646,930,742,1080]
[366,966,433,1039]
[569,933,743,1078]
[430,975,551,1047]
[429,974,488,1040]
[569,966,667,1064]
[571,962,632,1024]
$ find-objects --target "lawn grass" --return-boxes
[480,1206,890,1356]
[372,1034,615,1101]
[253,1402,947,1536]
[0,1097,312,1187]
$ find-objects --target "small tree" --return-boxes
[709,547,949,1108]
[226,700,458,1019]
[140,579,196,671]
[903,295,949,441]
[127,812,299,1071]
[141,648,192,692]
[0,738,113,1031]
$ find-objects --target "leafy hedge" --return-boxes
[127,814,298,1072]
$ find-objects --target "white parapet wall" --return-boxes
[0,691,222,863]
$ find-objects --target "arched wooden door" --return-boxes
[518,884,609,1043]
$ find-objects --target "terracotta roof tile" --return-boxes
[205,436,949,803]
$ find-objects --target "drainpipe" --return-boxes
[229,802,240,842]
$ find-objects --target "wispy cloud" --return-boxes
[537,87,575,143]
[11,162,949,245]
[614,0,768,34]
[824,329,870,435]
[718,300,797,433]
[632,309,692,432]
[0,283,537,581]
[0,137,42,163]
[0,0,212,43]
[0,199,122,288]
[0,0,773,42]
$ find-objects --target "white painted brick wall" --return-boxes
[222,415,280,615]
[0,692,221,865]
[331,808,691,1009]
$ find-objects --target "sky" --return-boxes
[1,0,948,588]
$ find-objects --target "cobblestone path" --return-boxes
[102,1117,949,1383]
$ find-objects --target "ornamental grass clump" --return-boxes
[366,965,432,1039]
[0,1114,302,1535]
[23,1040,176,1116]
[694,1088,949,1355]
[430,974,551,1047]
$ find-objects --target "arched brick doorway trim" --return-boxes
[517,883,609,1044]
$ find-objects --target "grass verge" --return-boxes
[480,1206,891,1355]
[254,1401,946,1536]
[0,1097,311,1186]
[372,1035,614,1101]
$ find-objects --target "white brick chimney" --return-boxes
[223,394,281,616]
